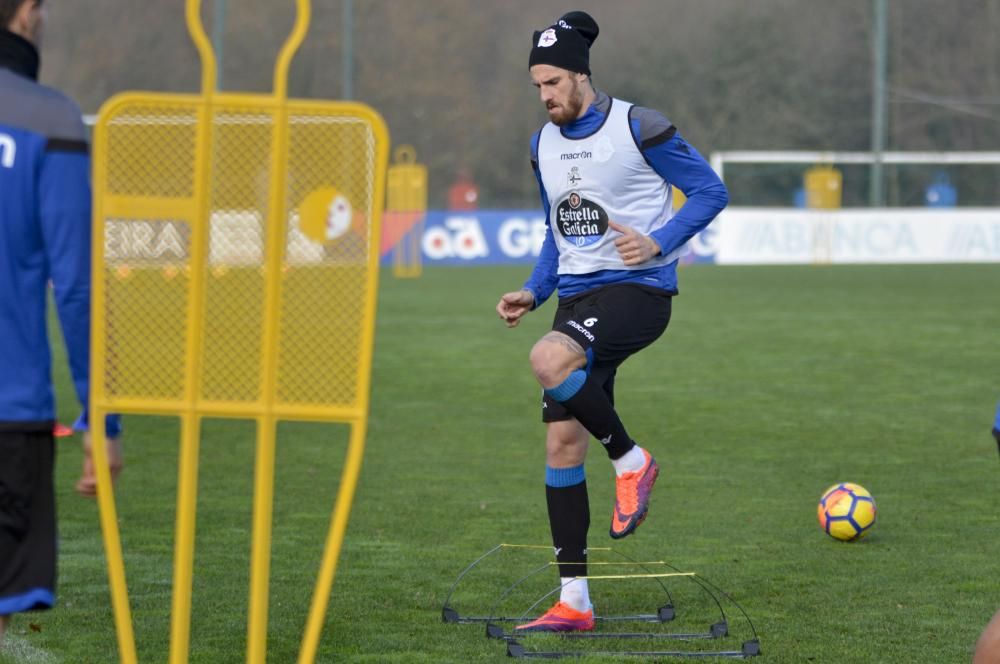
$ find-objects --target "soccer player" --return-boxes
[975,607,1000,663]
[992,401,999,458]
[975,410,1000,660]
[496,10,728,632]
[0,0,121,648]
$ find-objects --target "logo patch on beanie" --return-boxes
[537,28,557,47]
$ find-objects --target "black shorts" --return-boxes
[542,282,672,422]
[0,430,57,614]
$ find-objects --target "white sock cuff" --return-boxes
[612,444,647,476]
[559,576,592,612]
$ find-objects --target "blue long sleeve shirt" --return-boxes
[0,31,117,434]
[523,90,728,308]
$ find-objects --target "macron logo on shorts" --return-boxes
[566,319,595,342]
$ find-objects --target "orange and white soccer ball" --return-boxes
[817,482,876,541]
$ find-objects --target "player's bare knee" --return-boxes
[529,341,563,386]
[546,422,589,466]
[547,432,586,455]
[530,334,584,387]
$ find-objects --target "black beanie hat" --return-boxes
[528,11,600,76]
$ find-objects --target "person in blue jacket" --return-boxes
[972,406,1000,662]
[0,0,121,648]
[496,10,728,632]
[992,402,999,457]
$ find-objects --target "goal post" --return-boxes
[711,150,1000,180]
[711,150,1000,207]
[87,1,390,662]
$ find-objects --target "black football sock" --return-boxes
[545,465,589,579]
[545,369,635,460]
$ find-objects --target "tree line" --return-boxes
[39,0,1000,207]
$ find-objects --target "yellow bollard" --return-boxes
[386,144,428,278]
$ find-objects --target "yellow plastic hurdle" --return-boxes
[87,1,389,662]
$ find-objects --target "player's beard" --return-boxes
[547,79,586,127]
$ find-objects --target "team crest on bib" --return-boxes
[567,166,582,186]
[556,192,608,247]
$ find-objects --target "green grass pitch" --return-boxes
[3,263,998,663]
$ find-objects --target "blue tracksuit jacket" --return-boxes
[0,30,97,431]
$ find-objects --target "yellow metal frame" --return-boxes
[88,1,389,662]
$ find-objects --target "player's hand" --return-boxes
[497,290,535,328]
[608,220,661,266]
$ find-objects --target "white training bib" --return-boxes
[537,98,680,274]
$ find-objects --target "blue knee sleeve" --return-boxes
[544,369,587,403]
